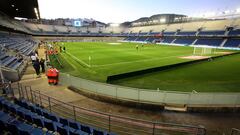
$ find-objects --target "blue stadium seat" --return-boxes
[35,107,43,116]
[30,128,45,135]
[28,104,36,113]
[163,32,175,35]
[146,37,156,42]
[69,119,80,130]
[60,117,69,126]
[48,113,59,122]
[136,37,147,41]
[162,38,175,43]
[8,104,20,114]
[57,125,70,135]
[198,30,225,35]
[44,119,61,132]
[93,129,106,135]
[195,38,223,46]
[32,115,44,128]
[80,124,93,134]
[17,108,30,119]
[177,31,196,36]
[228,29,240,35]
[224,39,240,47]
[0,111,14,130]
[24,112,37,123]
[174,38,195,45]
[69,129,89,135]
[17,123,34,135]
[7,98,114,135]
[6,119,22,134]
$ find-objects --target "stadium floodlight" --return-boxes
[110,23,120,27]
[160,18,166,23]
[236,8,240,13]
[34,8,39,19]
[14,17,28,20]
[34,8,38,14]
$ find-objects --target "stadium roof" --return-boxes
[132,14,187,23]
[0,0,40,19]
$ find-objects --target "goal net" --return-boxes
[193,46,215,56]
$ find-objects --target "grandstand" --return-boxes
[0,0,240,135]
[0,33,38,81]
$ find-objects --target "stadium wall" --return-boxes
[59,73,240,112]
[33,36,124,42]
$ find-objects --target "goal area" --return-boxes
[193,46,215,56]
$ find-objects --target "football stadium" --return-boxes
[0,0,240,135]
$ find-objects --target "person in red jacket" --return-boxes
[47,67,54,85]
[52,68,59,85]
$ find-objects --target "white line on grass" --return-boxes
[91,54,189,68]
[66,52,91,68]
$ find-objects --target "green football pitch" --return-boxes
[50,42,240,92]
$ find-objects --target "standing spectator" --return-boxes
[40,58,45,73]
[35,50,39,56]
[30,53,37,63]
[33,59,41,77]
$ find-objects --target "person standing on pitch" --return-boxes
[136,44,139,51]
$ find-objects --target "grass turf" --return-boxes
[51,42,239,92]
[113,53,240,92]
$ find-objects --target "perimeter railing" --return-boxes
[59,73,240,107]
[10,82,206,135]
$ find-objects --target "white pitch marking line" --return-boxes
[66,52,91,67]
[91,54,190,68]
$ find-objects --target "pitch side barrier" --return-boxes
[59,73,240,109]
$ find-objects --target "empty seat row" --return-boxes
[0,37,37,56]
[195,38,223,46]
[0,96,51,135]
[0,54,23,70]
[124,36,240,48]
[14,99,116,135]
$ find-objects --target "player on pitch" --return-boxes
[136,44,139,51]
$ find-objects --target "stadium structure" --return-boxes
[0,0,240,135]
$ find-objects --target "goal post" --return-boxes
[193,46,214,56]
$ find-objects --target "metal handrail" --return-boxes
[13,83,206,135]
